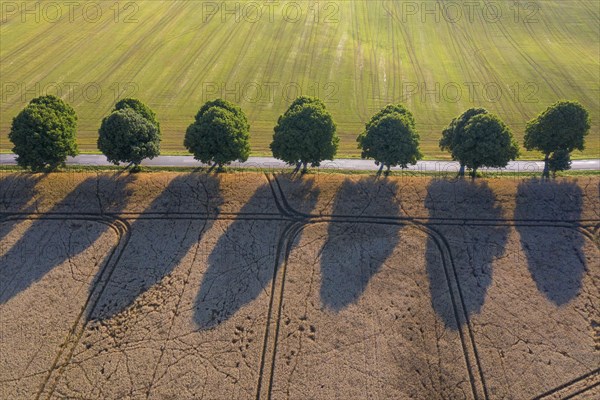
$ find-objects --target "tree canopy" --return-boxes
[524,100,590,177]
[357,104,422,174]
[454,113,520,177]
[439,108,488,175]
[98,106,161,168]
[9,95,78,171]
[271,96,338,172]
[184,99,251,169]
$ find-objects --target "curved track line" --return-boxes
[2,176,598,399]
[32,216,131,400]
[255,220,305,400]
[533,367,600,400]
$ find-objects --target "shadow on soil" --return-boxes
[319,177,401,312]
[1,173,134,304]
[425,179,509,329]
[0,174,43,244]
[514,179,586,306]
[194,177,319,329]
[88,174,222,321]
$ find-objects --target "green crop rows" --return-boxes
[1,0,598,159]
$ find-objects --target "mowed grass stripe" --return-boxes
[0,0,597,159]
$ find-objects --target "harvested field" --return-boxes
[0,172,598,399]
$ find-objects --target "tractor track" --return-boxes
[1,173,599,399]
[0,214,131,400]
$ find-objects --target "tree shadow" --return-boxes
[88,174,223,321]
[319,177,401,312]
[514,179,586,306]
[425,179,509,329]
[0,173,43,244]
[0,174,134,304]
[194,177,319,329]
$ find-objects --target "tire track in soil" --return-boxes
[420,222,488,400]
[0,214,132,400]
[41,218,130,400]
[3,210,599,226]
[255,220,305,400]
[2,176,599,399]
[263,177,487,399]
[262,176,600,399]
[532,368,600,400]
[143,218,211,399]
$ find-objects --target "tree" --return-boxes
[271,96,338,173]
[524,100,590,178]
[455,113,520,178]
[98,108,161,169]
[184,99,251,170]
[9,95,78,171]
[357,105,422,175]
[439,108,488,176]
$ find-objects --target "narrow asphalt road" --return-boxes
[1,153,598,172]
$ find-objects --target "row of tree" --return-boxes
[9,95,590,178]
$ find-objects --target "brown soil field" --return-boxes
[0,172,598,399]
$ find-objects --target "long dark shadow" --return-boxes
[88,173,223,321]
[425,179,508,329]
[0,174,134,304]
[0,173,43,244]
[194,177,319,329]
[514,179,586,306]
[319,177,401,312]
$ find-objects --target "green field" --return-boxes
[1,0,598,158]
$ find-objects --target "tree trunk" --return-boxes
[207,161,218,173]
[302,161,308,174]
[458,163,465,177]
[542,154,550,179]
[292,162,302,174]
[385,164,391,176]
[470,167,477,179]
[376,163,384,176]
